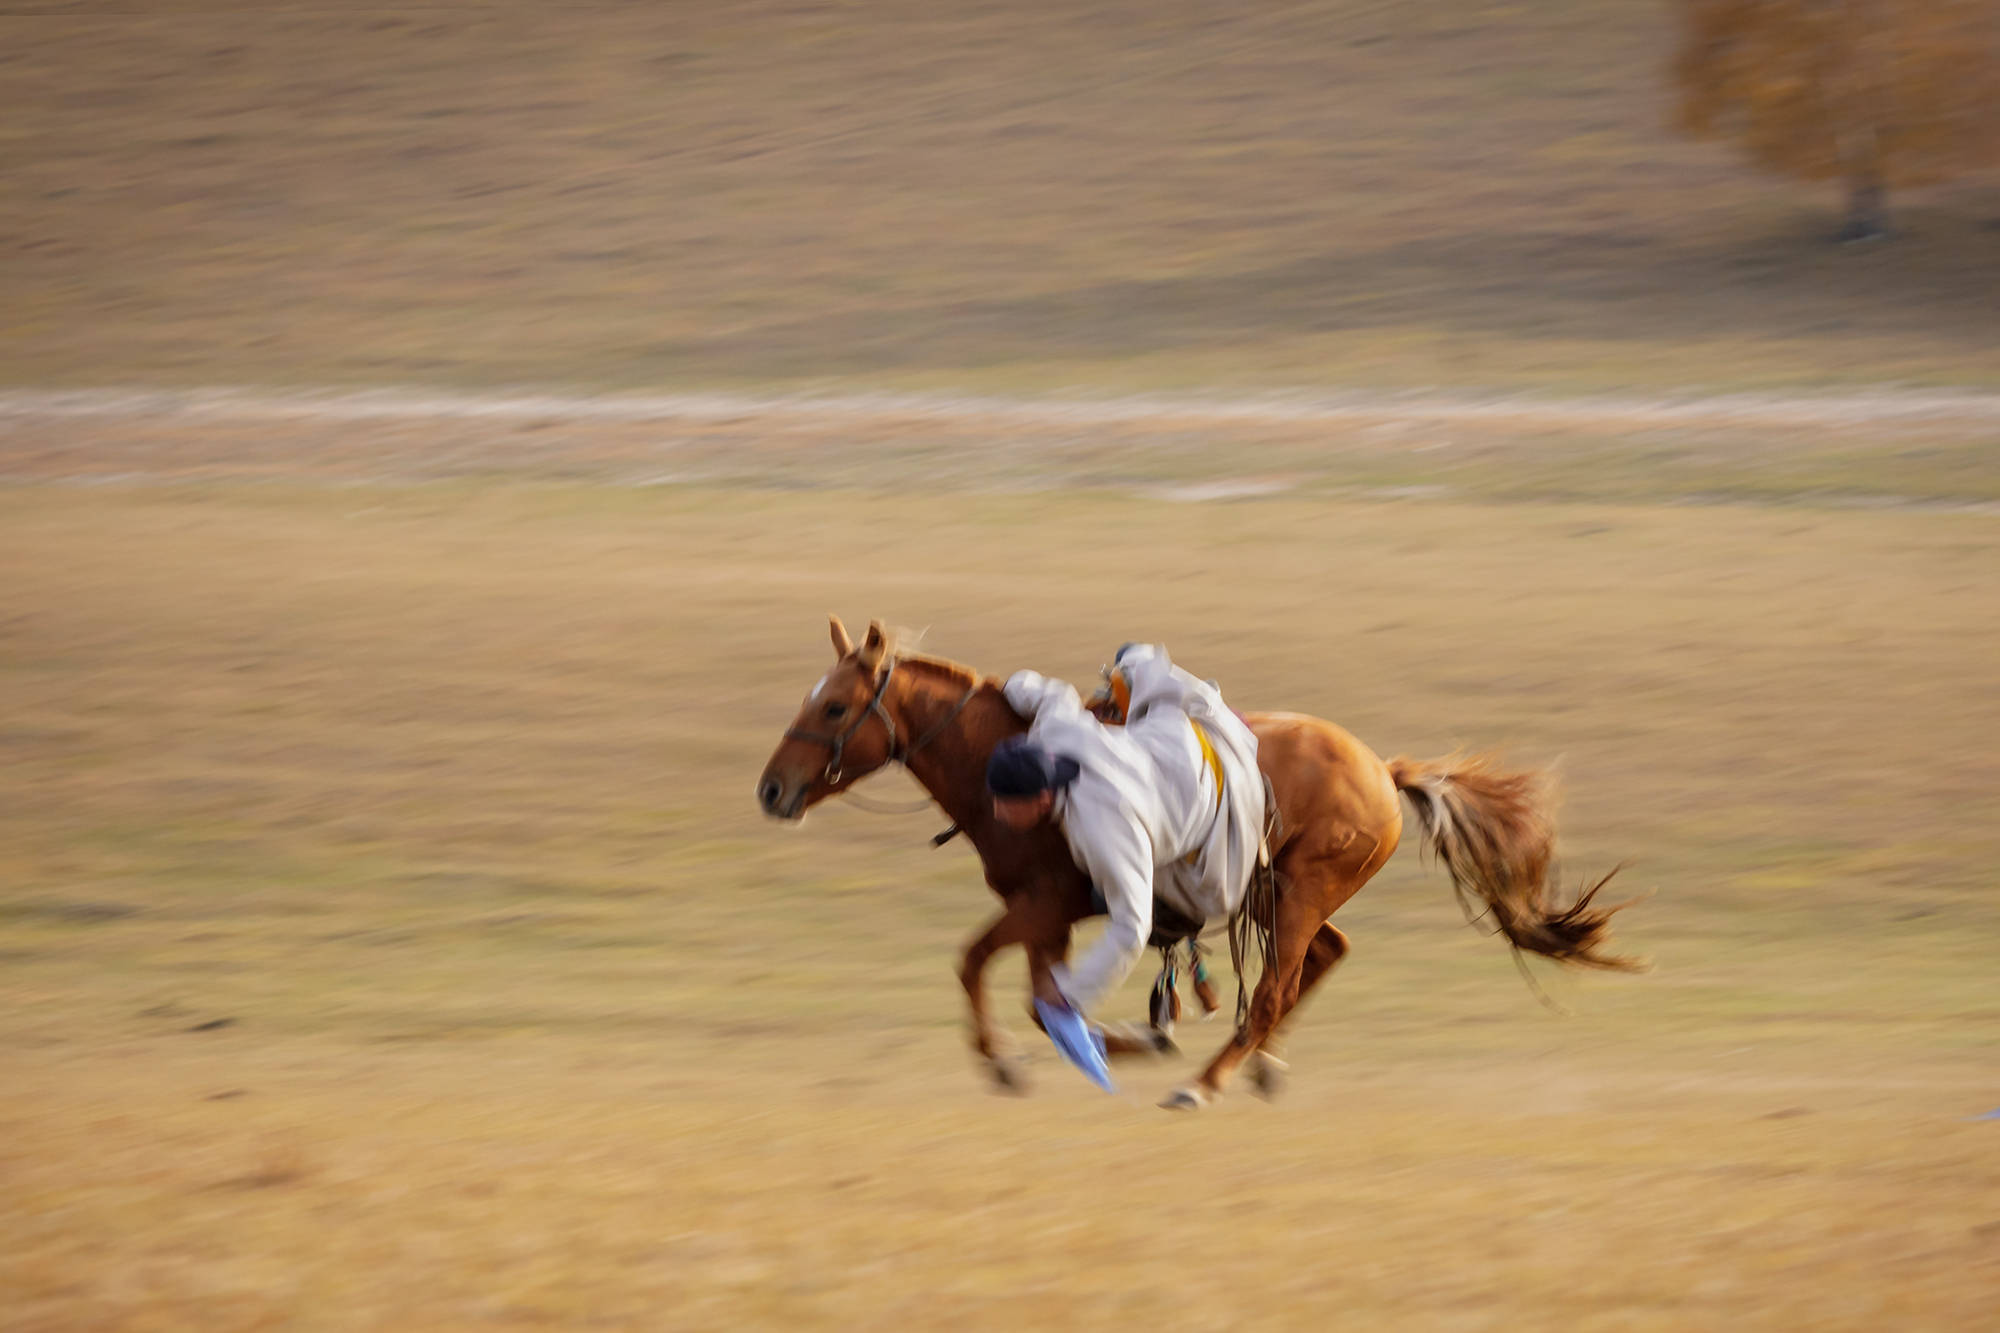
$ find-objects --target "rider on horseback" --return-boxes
[987,643,1264,1083]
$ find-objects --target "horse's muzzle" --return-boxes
[756,775,806,820]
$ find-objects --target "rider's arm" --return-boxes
[1052,799,1154,1015]
[1002,670,1089,727]
[1115,642,1203,720]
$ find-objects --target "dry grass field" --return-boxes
[4,0,1998,1327]
[2,419,1997,1327]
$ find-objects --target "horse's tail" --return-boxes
[1389,753,1644,972]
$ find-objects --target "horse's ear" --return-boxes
[829,614,854,659]
[856,619,890,672]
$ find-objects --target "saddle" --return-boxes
[1083,882,1205,948]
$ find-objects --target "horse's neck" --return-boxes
[896,673,1020,826]
[895,666,1080,907]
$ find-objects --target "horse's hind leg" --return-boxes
[1250,922,1351,1099]
[1246,827,1394,1099]
[1162,885,1325,1110]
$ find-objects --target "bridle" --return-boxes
[784,658,900,786]
[783,657,976,788]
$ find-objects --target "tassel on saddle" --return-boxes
[1224,775,1285,1032]
[1147,938,1222,1039]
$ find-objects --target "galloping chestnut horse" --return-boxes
[756,617,1639,1109]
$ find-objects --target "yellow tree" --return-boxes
[1673,0,2000,239]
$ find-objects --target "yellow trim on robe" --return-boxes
[1183,719,1227,866]
[1190,719,1226,809]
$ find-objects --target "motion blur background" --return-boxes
[3,3,1996,1329]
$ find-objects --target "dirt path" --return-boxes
[7,385,2000,430]
[5,387,1998,504]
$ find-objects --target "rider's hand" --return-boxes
[1032,969,1070,1012]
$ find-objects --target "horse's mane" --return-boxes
[891,649,986,690]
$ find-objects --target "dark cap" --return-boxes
[986,738,1081,798]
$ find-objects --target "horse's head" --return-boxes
[756,615,904,820]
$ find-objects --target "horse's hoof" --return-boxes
[1250,1054,1288,1101]
[1149,1028,1181,1057]
[987,1059,1029,1095]
[1158,1085,1211,1112]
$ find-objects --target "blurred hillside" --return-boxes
[4,0,1996,392]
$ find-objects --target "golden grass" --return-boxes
[2,461,1996,1328]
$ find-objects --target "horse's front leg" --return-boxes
[958,905,1040,1092]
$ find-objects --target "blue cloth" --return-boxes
[1035,998,1115,1093]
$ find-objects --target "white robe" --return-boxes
[1002,644,1263,1014]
